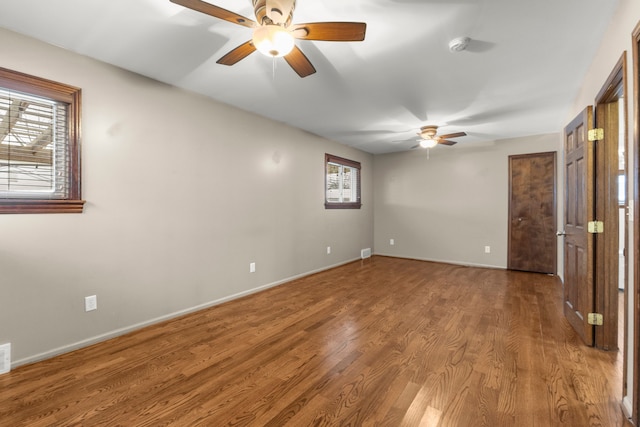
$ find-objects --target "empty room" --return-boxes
[1,0,639,425]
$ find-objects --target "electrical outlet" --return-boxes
[85,295,97,312]
[485,246,491,254]
[249,262,256,273]
[390,239,395,246]
[327,246,331,254]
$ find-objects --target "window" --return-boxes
[0,67,83,213]
[325,153,361,209]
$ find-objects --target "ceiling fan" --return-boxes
[410,125,467,149]
[170,0,367,77]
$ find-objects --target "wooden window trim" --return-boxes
[0,67,84,214]
[325,153,361,209]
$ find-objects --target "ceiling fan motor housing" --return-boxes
[419,125,438,139]
[253,0,295,25]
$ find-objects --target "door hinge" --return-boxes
[587,221,604,233]
[588,128,604,141]
[588,313,603,326]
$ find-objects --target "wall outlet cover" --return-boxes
[85,295,97,312]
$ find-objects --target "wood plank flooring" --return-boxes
[0,256,633,426]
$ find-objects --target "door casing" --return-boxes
[631,20,640,424]
[593,53,626,352]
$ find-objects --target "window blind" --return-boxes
[0,90,69,199]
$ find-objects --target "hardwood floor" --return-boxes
[0,256,633,426]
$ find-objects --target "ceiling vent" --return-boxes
[449,37,470,52]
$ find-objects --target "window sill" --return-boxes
[0,199,86,214]
[325,202,362,210]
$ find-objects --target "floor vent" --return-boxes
[0,343,10,375]
[361,248,372,259]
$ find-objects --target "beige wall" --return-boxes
[373,133,560,268]
[0,28,373,365]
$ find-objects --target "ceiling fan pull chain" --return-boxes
[272,57,277,80]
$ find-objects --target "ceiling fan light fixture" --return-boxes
[420,139,438,149]
[252,25,295,57]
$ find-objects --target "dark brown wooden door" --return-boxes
[563,107,595,346]
[508,152,557,274]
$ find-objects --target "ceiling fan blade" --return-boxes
[410,144,420,149]
[170,0,257,29]
[438,140,458,146]
[439,132,466,139]
[216,40,256,65]
[290,22,367,41]
[284,46,316,77]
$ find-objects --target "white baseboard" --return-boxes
[374,252,505,270]
[622,395,633,420]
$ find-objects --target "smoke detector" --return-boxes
[449,37,471,52]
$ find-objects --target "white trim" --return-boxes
[12,258,359,368]
[622,396,633,420]
[374,252,505,271]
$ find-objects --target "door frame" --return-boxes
[632,20,640,424]
[593,53,627,352]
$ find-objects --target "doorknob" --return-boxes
[556,231,567,236]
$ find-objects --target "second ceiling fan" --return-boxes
[411,125,467,149]
[170,0,367,77]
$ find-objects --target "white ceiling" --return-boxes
[0,0,620,153]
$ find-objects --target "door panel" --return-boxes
[508,152,556,273]
[563,107,594,346]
